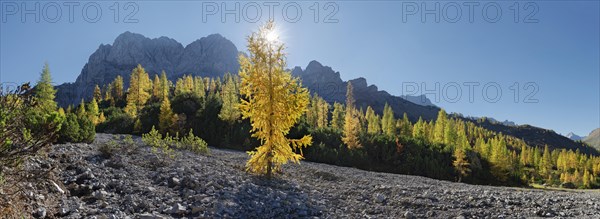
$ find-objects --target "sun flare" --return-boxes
[265,29,279,43]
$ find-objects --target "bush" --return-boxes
[142,126,209,159]
[172,93,203,121]
[138,102,161,134]
[1,83,61,169]
[99,135,138,158]
[58,113,80,143]
[122,135,138,154]
[57,112,95,143]
[99,140,118,158]
[142,126,176,159]
[0,83,62,211]
[180,129,209,154]
[97,109,134,134]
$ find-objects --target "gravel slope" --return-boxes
[15,134,600,218]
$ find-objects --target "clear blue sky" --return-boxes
[1,1,598,136]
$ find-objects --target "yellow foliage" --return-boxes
[239,21,312,176]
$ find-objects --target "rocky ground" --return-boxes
[7,133,600,218]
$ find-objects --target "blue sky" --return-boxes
[1,1,598,136]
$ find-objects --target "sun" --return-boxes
[265,29,279,43]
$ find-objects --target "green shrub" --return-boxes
[99,140,118,158]
[180,129,209,154]
[142,126,209,159]
[97,110,134,134]
[58,113,80,143]
[138,102,161,134]
[142,126,176,159]
[57,112,95,143]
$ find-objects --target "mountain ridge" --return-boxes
[566,132,584,141]
[54,31,597,155]
[55,31,239,106]
[584,128,600,150]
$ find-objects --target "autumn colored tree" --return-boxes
[453,147,471,182]
[433,109,448,144]
[381,103,395,136]
[152,74,161,98]
[541,145,553,178]
[238,21,312,177]
[398,113,412,137]
[219,75,241,124]
[316,97,329,128]
[342,82,361,149]
[98,111,106,124]
[365,106,381,134]
[158,97,175,134]
[412,117,426,140]
[306,94,329,129]
[330,102,345,130]
[104,84,113,104]
[490,137,511,181]
[158,71,170,99]
[93,85,102,102]
[194,76,206,98]
[125,64,152,117]
[112,75,124,101]
[87,98,100,125]
[175,78,186,96]
[77,99,86,118]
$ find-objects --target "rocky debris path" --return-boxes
[15,134,600,218]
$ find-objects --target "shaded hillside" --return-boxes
[469,118,599,155]
[584,128,600,150]
[293,61,598,156]
[291,61,440,121]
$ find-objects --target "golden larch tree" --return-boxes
[124,64,152,117]
[158,97,175,134]
[342,82,361,149]
[238,21,312,177]
[453,147,471,182]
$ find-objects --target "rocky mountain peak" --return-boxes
[566,132,584,141]
[55,32,239,106]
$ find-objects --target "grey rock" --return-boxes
[139,213,164,219]
[93,190,108,200]
[404,210,415,219]
[58,208,70,216]
[375,193,386,203]
[33,207,46,218]
[169,203,186,214]
[169,177,180,187]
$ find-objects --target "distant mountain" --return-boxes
[291,61,440,121]
[565,132,584,141]
[467,116,517,127]
[55,32,597,155]
[584,128,600,150]
[400,95,436,107]
[467,118,598,155]
[292,61,598,155]
[55,31,239,106]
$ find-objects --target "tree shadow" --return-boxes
[217,176,323,218]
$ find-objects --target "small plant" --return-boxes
[99,140,118,158]
[122,135,138,154]
[142,126,175,159]
[181,129,209,154]
[142,127,209,160]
